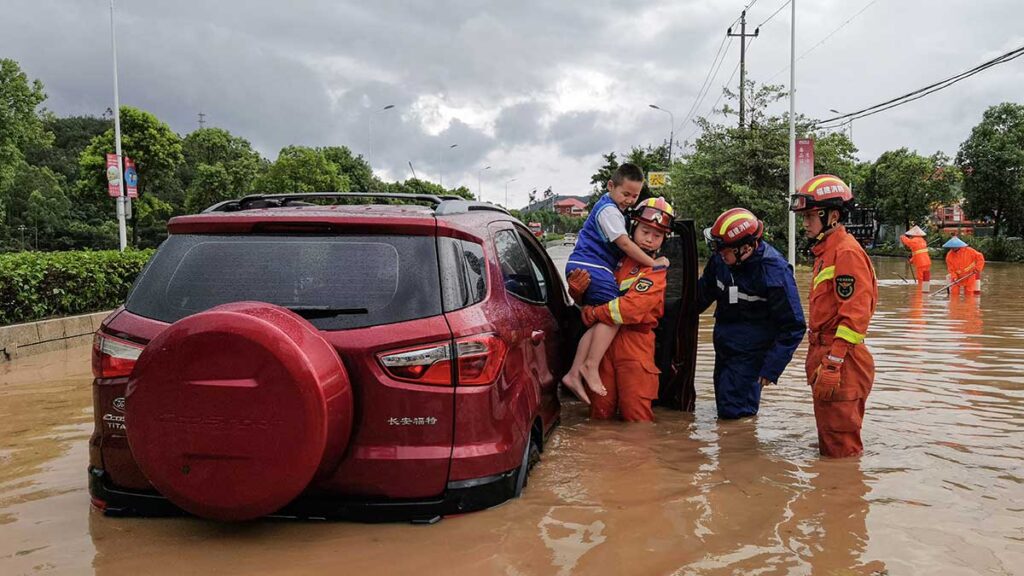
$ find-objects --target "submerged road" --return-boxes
[1,251,1022,575]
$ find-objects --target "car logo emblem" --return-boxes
[113,397,126,413]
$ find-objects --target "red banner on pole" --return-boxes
[124,157,138,198]
[795,138,815,191]
[106,153,121,197]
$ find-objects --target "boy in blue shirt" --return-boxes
[562,163,669,403]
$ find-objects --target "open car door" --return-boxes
[653,218,699,411]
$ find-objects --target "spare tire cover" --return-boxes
[126,302,353,521]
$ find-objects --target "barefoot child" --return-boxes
[562,163,669,403]
[566,197,676,420]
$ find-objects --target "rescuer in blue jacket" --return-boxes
[697,208,807,419]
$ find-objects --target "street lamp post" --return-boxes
[109,0,127,252]
[649,104,675,165]
[477,165,491,201]
[367,104,395,172]
[439,144,458,188]
[504,178,517,209]
[829,108,854,194]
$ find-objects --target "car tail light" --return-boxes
[378,334,507,387]
[92,333,144,379]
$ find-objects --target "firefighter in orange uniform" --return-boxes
[943,236,986,295]
[899,225,931,289]
[790,175,878,458]
[567,197,674,421]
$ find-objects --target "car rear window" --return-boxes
[125,234,442,330]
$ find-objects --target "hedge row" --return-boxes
[0,249,154,326]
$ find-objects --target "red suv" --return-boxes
[88,193,699,523]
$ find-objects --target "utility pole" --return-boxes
[198,111,206,129]
[727,10,759,129]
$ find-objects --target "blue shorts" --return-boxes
[566,261,619,306]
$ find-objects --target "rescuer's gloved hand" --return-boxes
[812,355,844,401]
[567,268,591,303]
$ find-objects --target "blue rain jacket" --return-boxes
[696,242,806,419]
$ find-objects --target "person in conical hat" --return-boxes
[943,236,985,296]
[899,225,931,289]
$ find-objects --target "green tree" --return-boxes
[75,106,184,225]
[134,194,175,248]
[860,148,956,229]
[320,146,377,191]
[589,152,619,195]
[26,115,110,183]
[180,128,263,212]
[663,82,856,249]
[956,102,1024,236]
[254,146,348,193]
[0,59,52,231]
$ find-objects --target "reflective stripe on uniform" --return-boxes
[715,279,767,302]
[913,248,929,255]
[609,298,623,324]
[619,273,643,291]
[836,324,866,344]
[813,265,836,289]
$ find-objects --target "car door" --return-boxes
[489,224,562,434]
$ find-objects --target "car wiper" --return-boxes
[286,306,369,319]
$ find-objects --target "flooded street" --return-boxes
[1,251,1023,575]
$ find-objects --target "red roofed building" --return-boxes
[554,197,587,217]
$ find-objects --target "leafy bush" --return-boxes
[0,249,153,325]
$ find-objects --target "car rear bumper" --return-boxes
[88,465,519,523]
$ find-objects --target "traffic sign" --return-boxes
[648,171,670,189]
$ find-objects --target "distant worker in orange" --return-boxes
[790,174,878,458]
[900,225,931,289]
[942,236,986,296]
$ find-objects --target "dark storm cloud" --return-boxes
[2,0,1022,197]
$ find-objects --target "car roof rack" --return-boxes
[204,192,510,216]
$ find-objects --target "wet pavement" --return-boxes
[1,250,1022,575]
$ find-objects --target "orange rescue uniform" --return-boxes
[582,257,666,422]
[806,226,878,458]
[945,246,985,295]
[899,235,931,284]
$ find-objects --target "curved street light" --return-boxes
[440,143,458,188]
[504,177,518,209]
[477,165,491,201]
[649,104,675,165]
[367,104,395,170]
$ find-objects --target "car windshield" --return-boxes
[125,234,442,330]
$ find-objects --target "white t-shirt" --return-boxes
[596,205,627,243]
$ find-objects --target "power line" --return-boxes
[677,35,732,133]
[757,0,790,28]
[677,36,735,133]
[768,0,882,82]
[683,36,755,145]
[816,43,1024,129]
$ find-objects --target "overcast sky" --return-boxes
[3,0,1022,209]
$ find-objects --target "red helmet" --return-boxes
[631,196,675,233]
[704,208,764,251]
[790,174,853,213]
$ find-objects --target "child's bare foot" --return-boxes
[581,361,607,397]
[561,371,590,405]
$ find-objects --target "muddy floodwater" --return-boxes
[2,251,1023,575]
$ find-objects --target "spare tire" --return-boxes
[125,302,352,521]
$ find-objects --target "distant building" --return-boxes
[553,197,587,217]
[932,202,981,236]
[519,195,590,218]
